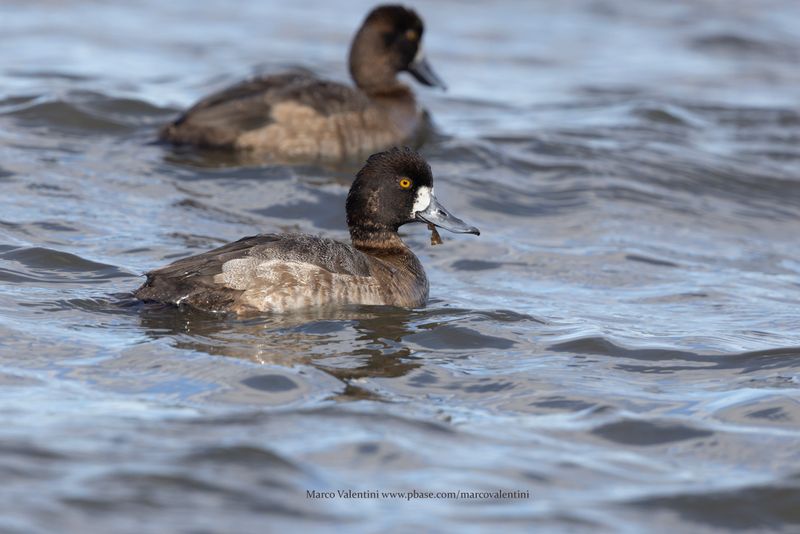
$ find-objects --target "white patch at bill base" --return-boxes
[412,186,433,216]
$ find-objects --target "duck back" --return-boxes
[160,73,420,162]
[134,234,427,314]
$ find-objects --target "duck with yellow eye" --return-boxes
[134,148,479,314]
[158,5,448,163]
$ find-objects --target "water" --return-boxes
[2,0,800,532]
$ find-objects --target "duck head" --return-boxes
[346,147,479,248]
[349,5,447,94]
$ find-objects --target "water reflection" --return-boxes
[137,303,424,398]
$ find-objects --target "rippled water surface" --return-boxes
[2,0,800,532]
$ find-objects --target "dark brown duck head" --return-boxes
[346,147,479,250]
[348,5,447,95]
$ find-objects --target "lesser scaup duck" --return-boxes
[159,5,446,163]
[135,147,479,314]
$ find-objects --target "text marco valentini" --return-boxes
[307,489,531,500]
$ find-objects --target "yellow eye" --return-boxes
[405,29,418,41]
[399,177,413,189]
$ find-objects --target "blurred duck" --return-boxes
[134,147,479,314]
[159,5,447,163]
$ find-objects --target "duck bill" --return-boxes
[415,195,480,235]
[408,51,447,90]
